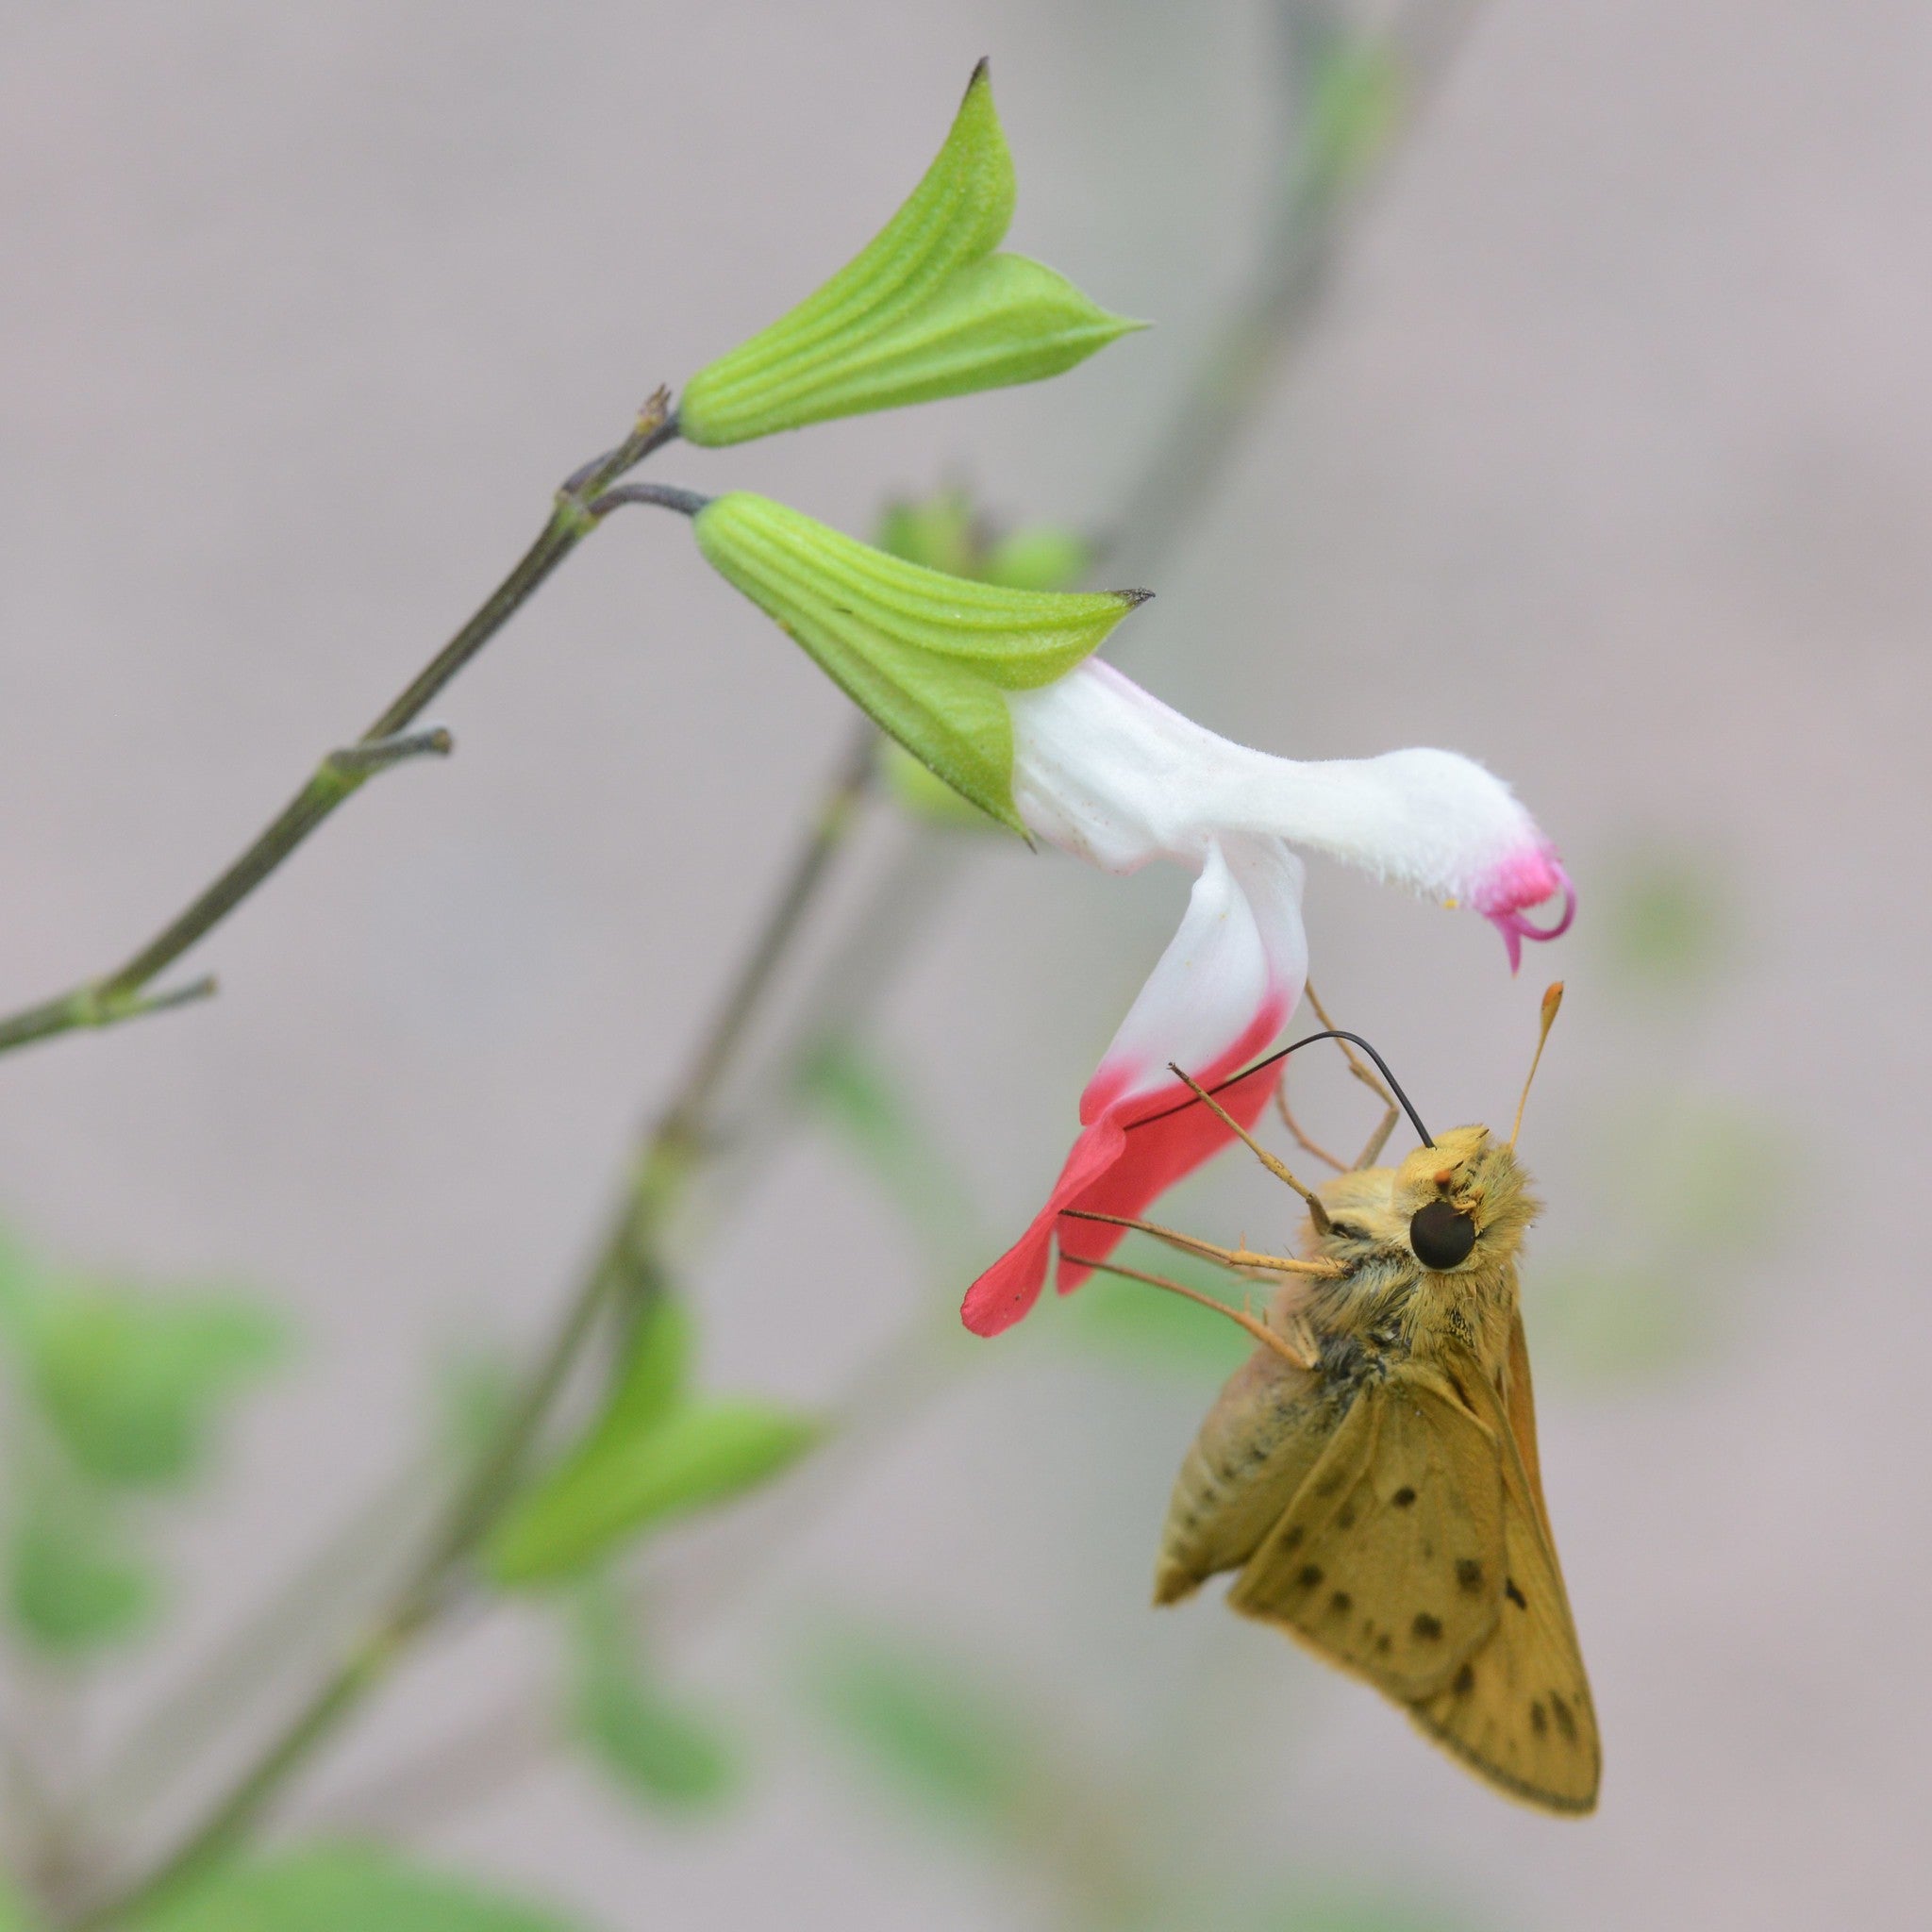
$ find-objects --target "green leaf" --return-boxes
[804,1624,1038,1841]
[125,1845,591,1932]
[566,1581,737,1811]
[795,1036,981,1265]
[489,1398,819,1587]
[7,1481,157,1656]
[680,63,1141,444]
[16,1279,284,1490]
[695,491,1144,830]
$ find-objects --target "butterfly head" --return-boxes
[1390,1127,1535,1274]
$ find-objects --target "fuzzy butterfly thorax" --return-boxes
[1154,1120,1600,1815]
[1303,1127,1539,1368]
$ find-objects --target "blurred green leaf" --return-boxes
[1600,844,1731,993]
[0,1867,42,1931]
[593,1298,695,1450]
[126,1845,590,1932]
[7,1480,157,1656]
[489,1399,819,1587]
[566,1581,737,1812]
[15,1280,284,1490]
[436,1349,520,1468]
[1638,1100,1784,1254]
[877,738,1007,831]
[877,491,980,577]
[1304,39,1403,193]
[1530,1258,1713,1381]
[877,488,1091,595]
[1058,1246,1253,1378]
[804,1624,1039,1841]
[981,525,1091,593]
[796,1036,981,1264]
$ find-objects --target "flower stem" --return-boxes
[70,731,877,1929]
[0,393,681,1060]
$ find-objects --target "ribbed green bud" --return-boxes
[679,62,1142,446]
[693,492,1148,832]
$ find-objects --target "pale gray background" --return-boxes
[3,2,1928,1927]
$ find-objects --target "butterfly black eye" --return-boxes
[1409,1199,1476,1271]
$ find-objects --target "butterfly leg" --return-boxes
[1302,981,1402,1170]
[1058,1208,1341,1278]
[1165,1064,1335,1234]
[1057,1252,1319,1370]
[1274,1083,1348,1173]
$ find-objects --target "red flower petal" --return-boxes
[960,999,1289,1338]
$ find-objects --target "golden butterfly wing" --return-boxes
[1226,1371,1506,1701]
[1408,1353,1600,1814]
[1154,1344,1330,1605]
[1504,1300,1552,1534]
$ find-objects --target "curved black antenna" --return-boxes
[1124,1029,1435,1148]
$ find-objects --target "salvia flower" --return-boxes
[961,659,1573,1337]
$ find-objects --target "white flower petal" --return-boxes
[1081,835,1307,1119]
[1009,659,1565,916]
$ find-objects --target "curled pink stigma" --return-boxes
[1484,861,1576,973]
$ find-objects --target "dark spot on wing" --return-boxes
[1297,1564,1324,1590]
[1452,1662,1474,1696]
[1505,1577,1528,1609]
[1456,1558,1484,1593]
[1315,1473,1342,1498]
[1411,1613,1443,1642]
[1376,1634,1392,1655]
[1328,1591,1352,1616]
[1337,1503,1357,1529]
[1551,1694,1578,1743]
[1530,1700,1548,1736]
[1281,1525,1304,1553]
[1391,1486,1417,1508]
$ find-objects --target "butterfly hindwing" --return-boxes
[1227,1370,1506,1701]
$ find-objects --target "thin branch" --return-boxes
[1106,0,1487,578]
[71,732,878,1929]
[0,394,680,1060]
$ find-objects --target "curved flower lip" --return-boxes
[1474,853,1576,972]
[958,998,1289,1339]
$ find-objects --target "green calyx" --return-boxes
[679,61,1142,446]
[694,492,1147,833]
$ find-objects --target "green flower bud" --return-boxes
[680,62,1143,446]
[693,491,1147,832]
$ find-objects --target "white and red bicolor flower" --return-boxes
[960,659,1573,1337]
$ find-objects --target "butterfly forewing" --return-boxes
[1407,1354,1601,1813]
[1227,1370,1506,1701]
